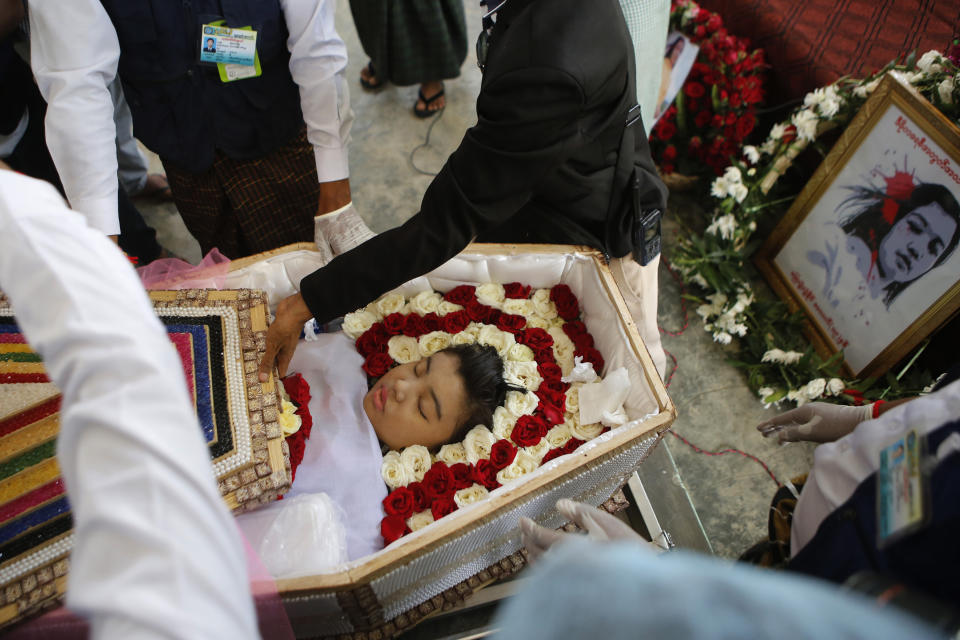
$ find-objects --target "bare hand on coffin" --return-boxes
[520,499,661,562]
[755,402,873,444]
[259,293,313,381]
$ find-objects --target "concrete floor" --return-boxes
[137,0,817,560]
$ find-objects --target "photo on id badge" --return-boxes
[199,24,257,67]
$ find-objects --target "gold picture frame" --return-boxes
[755,73,960,378]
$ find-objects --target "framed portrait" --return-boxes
[755,73,960,378]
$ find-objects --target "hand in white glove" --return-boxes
[756,401,874,444]
[520,499,659,563]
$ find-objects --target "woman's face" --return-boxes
[879,202,957,282]
[363,352,468,450]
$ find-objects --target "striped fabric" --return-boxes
[162,126,318,259]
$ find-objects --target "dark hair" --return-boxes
[839,182,960,307]
[442,343,526,443]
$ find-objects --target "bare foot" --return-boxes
[360,62,385,90]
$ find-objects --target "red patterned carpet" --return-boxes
[699,0,959,101]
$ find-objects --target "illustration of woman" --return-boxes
[808,171,960,310]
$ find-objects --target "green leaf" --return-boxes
[763,389,787,404]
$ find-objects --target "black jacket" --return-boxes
[301,0,666,322]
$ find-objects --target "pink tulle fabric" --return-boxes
[4,527,294,639]
[137,248,231,290]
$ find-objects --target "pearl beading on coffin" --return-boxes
[0,534,72,585]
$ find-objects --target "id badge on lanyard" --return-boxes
[876,429,930,547]
[199,21,262,82]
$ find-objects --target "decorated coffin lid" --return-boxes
[0,289,289,629]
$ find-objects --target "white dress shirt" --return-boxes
[28,0,352,236]
[0,171,258,639]
[792,378,960,555]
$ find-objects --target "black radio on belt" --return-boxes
[631,172,662,266]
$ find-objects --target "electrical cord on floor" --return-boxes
[658,254,782,488]
[408,107,446,177]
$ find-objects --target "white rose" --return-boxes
[406,509,435,532]
[418,331,452,357]
[436,443,468,465]
[827,378,845,396]
[804,378,827,400]
[505,389,538,416]
[278,400,302,436]
[454,483,490,508]
[464,323,483,339]
[565,384,581,415]
[388,336,421,363]
[342,310,378,340]
[376,292,406,316]
[478,325,516,357]
[570,419,603,441]
[451,331,477,345]
[437,300,464,316]
[524,315,551,330]
[504,360,543,392]
[524,439,551,462]
[492,406,517,440]
[545,423,573,449]
[502,298,536,317]
[364,300,383,321]
[549,316,566,329]
[556,350,576,377]
[917,50,943,73]
[531,289,558,320]
[381,451,412,489]
[939,77,955,105]
[506,343,536,362]
[400,445,432,482]
[476,283,506,308]
[463,425,497,464]
[409,290,443,315]
[496,450,540,484]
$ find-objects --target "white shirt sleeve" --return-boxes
[28,0,122,236]
[0,172,258,640]
[279,0,353,183]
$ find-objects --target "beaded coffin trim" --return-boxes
[0,289,290,629]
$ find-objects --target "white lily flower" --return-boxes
[743,145,760,164]
[791,109,819,142]
[917,50,943,74]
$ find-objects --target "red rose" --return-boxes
[541,378,569,396]
[422,312,441,332]
[563,438,585,454]
[444,285,476,305]
[576,347,605,373]
[537,361,562,382]
[490,439,518,470]
[503,282,531,299]
[287,435,306,482]
[483,307,502,325]
[706,13,722,31]
[662,145,677,162]
[541,448,561,464]
[431,497,458,520]
[537,401,565,427]
[383,313,405,335]
[466,299,489,323]
[518,328,553,352]
[735,114,755,140]
[282,373,312,408]
[535,346,557,366]
[423,462,455,500]
[549,285,580,320]
[512,414,547,447]
[655,119,677,141]
[402,314,426,337]
[694,110,712,128]
[683,82,705,99]
[562,320,587,339]
[473,459,501,490]
[356,326,387,357]
[572,333,594,351]
[381,515,410,544]
[407,481,429,512]
[382,487,415,519]
[362,353,394,378]
[496,313,526,334]
[450,463,474,490]
[441,310,471,334]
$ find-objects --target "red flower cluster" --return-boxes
[650,1,767,175]
[281,373,314,482]
[369,283,607,545]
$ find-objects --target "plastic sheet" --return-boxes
[235,493,349,579]
[137,248,231,290]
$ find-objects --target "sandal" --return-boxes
[413,84,445,118]
[359,62,385,90]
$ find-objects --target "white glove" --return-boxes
[756,401,874,443]
[314,202,376,256]
[520,499,659,563]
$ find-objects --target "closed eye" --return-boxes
[929,237,944,256]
